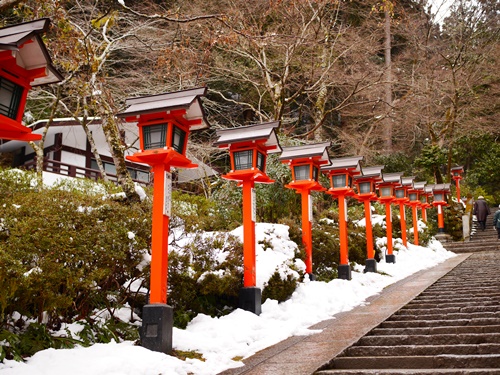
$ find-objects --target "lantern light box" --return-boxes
[0,18,63,141]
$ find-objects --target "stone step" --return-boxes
[388,312,500,321]
[394,306,500,316]
[344,343,500,356]
[356,333,500,346]
[316,370,500,375]
[329,354,500,369]
[408,295,500,302]
[380,318,500,328]
[404,301,500,309]
[370,325,500,336]
[317,252,500,375]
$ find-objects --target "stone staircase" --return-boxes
[315,251,500,374]
[441,206,499,253]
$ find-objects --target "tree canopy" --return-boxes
[1,0,498,198]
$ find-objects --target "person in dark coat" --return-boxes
[473,196,491,231]
[493,205,500,240]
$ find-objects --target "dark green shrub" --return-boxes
[443,202,465,241]
[0,171,151,332]
[262,271,298,303]
[311,220,340,282]
[167,233,243,328]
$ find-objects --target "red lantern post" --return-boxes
[0,19,62,141]
[421,185,434,223]
[354,165,383,273]
[432,183,451,236]
[117,87,210,354]
[450,166,464,202]
[279,142,331,279]
[214,122,281,315]
[407,181,426,246]
[321,156,363,280]
[394,176,414,247]
[377,172,403,263]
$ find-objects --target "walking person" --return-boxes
[493,205,500,240]
[473,196,491,231]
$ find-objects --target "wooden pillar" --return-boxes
[301,190,313,275]
[150,163,170,304]
[242,179,256,287]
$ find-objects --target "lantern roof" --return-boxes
[357,165,383,180]
[381,172,403,184]
[279,141,331,165]
[400,176,415,187]
[433,183,451,193]
[424,184,434,194]
[213,121,282,153]
[117,87,209,131]
[321,155,363,174]
[0,18,63,86]
[450,165,464,173]
[412,181,427,191]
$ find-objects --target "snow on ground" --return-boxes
[0,221,456,375]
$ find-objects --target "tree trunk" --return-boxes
[80,96,108,182]
[384,5,393,153]
[29,91,61,189]
[100,107,139,202]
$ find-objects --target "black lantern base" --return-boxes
[385,254,396,263]
[239,287,262,315]
[140,304,173,354]
[364,258,377,273]
[338,264,351,280]
[307,273,316,281]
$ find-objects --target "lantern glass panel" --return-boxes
[0,77,24,120]
[409,193,418,201]
[143,124,167,150]
[257,151,265,172]
[358,181,372,194]
[313,166,319,181]
[420,195,427,203]
[294,165,310,181]
[171,125,186,154]
[434,193,444,202]
[332,174,347,188]
[234,150,253,170]
[395,189,405,198]
[380,187,392,197]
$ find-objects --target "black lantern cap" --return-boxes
[117,87,210,131]
[213,121,282,154]
[279,142,331,164]
[321,156,363,173]
[0,18,63,86]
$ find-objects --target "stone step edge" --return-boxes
[330,354,500,369]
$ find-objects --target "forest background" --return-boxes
[0,0,498,362]
[0,0,498,200]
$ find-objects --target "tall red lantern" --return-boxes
[377,172,403,263]
[432,183,451,236]
[117,87,210,354]
[407,181,426,246]
[450,166,464,202]
[354,165,383,272]
[214,122,281,315]
[279,142,331,279]
[321,156,363,280]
